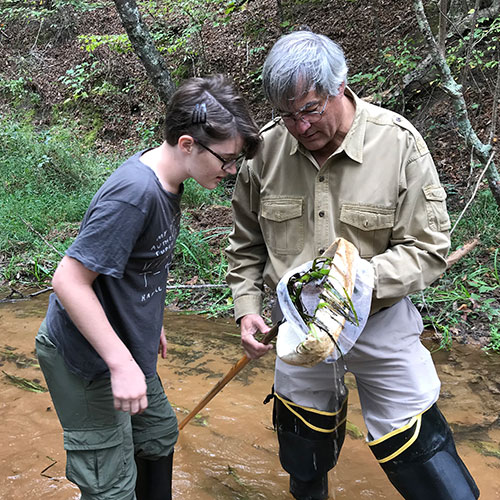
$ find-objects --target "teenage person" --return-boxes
[36,74,261,500]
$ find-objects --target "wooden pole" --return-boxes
[178,322,280,430]
[178,241,340,431]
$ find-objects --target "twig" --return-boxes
[459,0,480,88]
[438,0,448,55]
[450,151,496,235]
[488,42,500,144]
[30,287,53,297]
[165,284,227,290]
[0,28,11,39]
[0,288,25,303]
[18,217,64,257]
[446,238,480,268]
[40,457,58,479]
[30,19,44,52]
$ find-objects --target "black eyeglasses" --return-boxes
[194,139,244,171]
[280,95,330,125]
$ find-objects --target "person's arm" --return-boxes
[52,255,148,415]
[371,146,451,303]
[226,161,273,357]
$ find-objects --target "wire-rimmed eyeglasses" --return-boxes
[280,95,330,125]
[194,139,244,171]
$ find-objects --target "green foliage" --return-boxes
[349,37,422,102]
[0,114,117,283]
[132,0,247,75]
[165,209,233,316]
[446,15,500,72]
[181,177,230,208]
[0,77,40,107]
[412,190,500,350]
[485,325,500,353]
[171,223,228,282]
[0,0,105,22]
[78,33,132,54]
[59,60,119,103]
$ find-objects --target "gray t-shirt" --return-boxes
[46,150,182,380]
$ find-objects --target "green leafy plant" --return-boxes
[446,15,500,72]
[0,114,117,283]
[58,61,99,103]
[78,33,131,54]
[412,190,499,351]
[349,37,422,102]
[484,325,500,353]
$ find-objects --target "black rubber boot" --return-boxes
[290,473,329,500]
[269,390,348,500]
[370,404,479,500]
[135,452,173,500]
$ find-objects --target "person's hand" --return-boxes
[240,314,273,359]
[109,359,148,415]
[158,327,167,359]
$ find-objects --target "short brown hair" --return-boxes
[163,75,261,159]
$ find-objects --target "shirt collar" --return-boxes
[341,87,366,164]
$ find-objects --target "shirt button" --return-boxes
[363,220,369,227]
[319,211,325,217]
[319,175,325,182]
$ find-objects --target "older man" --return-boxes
[226,31,479,500]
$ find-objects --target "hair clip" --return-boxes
[192,102,207,124]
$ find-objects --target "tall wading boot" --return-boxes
[369,404,479,500]
[267,389,348,500]
[135,452,173,500]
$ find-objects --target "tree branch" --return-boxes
[413,0,500,206]
[446,238,480,268]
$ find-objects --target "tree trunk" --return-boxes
[414,0,500,207]
[113,0,176,107]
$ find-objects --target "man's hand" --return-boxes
[240,314,273,359]
[110,358,148,415]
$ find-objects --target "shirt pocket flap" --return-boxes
[64,427,123,451]
[261,198,303,222]
[340,204,395,231]
[423,185,447,201]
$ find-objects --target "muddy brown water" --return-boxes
[1,294,499,499]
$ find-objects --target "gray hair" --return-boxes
[262,31,348,110]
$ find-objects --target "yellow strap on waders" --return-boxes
[368,404,433,463]
[274,393,347,434]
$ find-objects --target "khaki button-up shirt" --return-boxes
[226,89,451,320]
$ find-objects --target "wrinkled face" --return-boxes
[279,85,345,153]
[189,135,244,190]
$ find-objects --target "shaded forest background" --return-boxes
[0,0,499,348]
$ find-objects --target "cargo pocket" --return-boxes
[260,197,304,255]
[339,203,395,258]
[64,426,126,494]
[423,185,451,231]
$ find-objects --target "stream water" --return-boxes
[1,293,499,499]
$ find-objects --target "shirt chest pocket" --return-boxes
[260,197,305,255]
[339,203,395,258]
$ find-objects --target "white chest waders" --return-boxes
[268,239,479,499]
[267,238,373,500]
